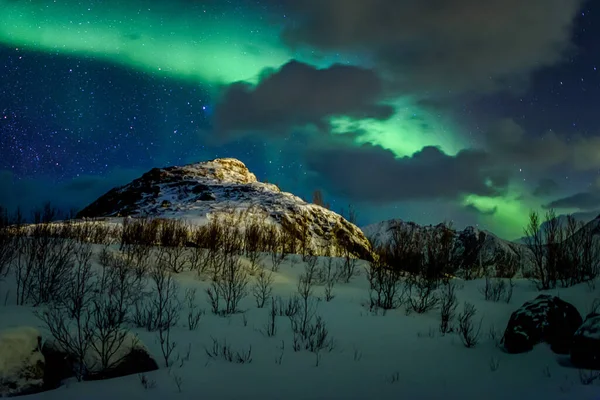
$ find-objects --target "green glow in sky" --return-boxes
[0,0,300,85]
[462,187,540,240]
[330,98,467,157]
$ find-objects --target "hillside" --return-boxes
[76,158,372,259]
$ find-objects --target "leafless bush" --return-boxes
[139,373,157,389]
[272,295,300,317]
[266,227,284,272]
[244,217,266,273]
[262,298,278,337]
[367,258,404,311]
[457,302,482,348]
[439,281,458,334]
[37,241,139,380]
[252,270,274,308]
[579,369,600,385]
[184,288,204,330]
[14,228,77,306]
[205,337,252,364]
[121,217,159,247]
[322,257,338,302]
[338,252,360,283]
[405,274,439,314]
[187,229,209,277]
[479,276,506,302]
[206,255,249,315]
[120,243,153,280]
[489,356,500,372]
[148,263,181,367]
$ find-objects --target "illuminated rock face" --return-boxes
[77,158,372,260]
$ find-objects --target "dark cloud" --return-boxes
[533,178,560,197]
[0,169,141,215]
[306,143,510,203]
[544,191,600,211]
[485,119,600,171]
[464,203,498,217]
[213,60,394,137]
[280,0,583,95]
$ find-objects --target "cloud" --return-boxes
[306,143,510,203]
[213,60,394,138]
[464,203,498,217]
[544,191,600,211]
[280,0,583,95]
[485,119,600,171]
[532,178,560,197]
[0,169,141,215]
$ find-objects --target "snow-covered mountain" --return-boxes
[76,158,372,259]
[362,219,529,276]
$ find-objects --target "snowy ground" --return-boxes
[1,246,599,400]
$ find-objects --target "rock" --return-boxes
[84,333,158,381]
[502,294,582,354]
[0,327,45,397]
[42,333,158,384]
[41,340,76,389]
[571,313,600,369]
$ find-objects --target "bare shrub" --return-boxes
[148,263,181,367]
[322,256,338,302]
[367,258,404,311]
[207,255,249,315]
[272,296,300,317]
[579,369,600,385]
[262,298,278,337]
[184,288,204,330]
[405,274,439,314]
[479,276,508,302]
[244,216,266,274]
[489,356,500,372]
[439,281,458,334]
[14,226,77,306]
[205,337,252,364]
[252,270,274,308]
[457,302,482,348]
[139,373,157,389]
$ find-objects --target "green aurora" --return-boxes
[0,0,544,239]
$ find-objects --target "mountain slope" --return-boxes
[362,219,529,277]
[77,158,372,259]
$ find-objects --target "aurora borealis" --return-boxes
[1,0,600,239]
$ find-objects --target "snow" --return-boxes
[1,246,599,399]
[0,326,44,396]
[575,314,600,341]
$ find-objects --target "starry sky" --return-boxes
[1,0,600,239]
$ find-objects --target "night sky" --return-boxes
[1,0,599,239]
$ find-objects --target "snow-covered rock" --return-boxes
[0,327,45,397]
[76,158,372,259]
[570,313,600,369]
[42,332,158,385]
[502,295,582,354]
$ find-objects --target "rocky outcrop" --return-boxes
[570,313,600,369]
[42,333,158,385]
[76,158,372,259]
[502,295,582,354]
[0,327,45,397]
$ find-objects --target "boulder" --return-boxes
[571,313,600,369]
[502,294,582,354]
[0,327,45,397]
[42,332,158,385]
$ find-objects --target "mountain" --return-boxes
[362,219,529,277]
[77,158,372,259]
[514,211,600,244]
